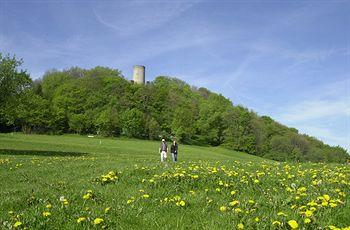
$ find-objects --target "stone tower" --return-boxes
[133,65,145,84]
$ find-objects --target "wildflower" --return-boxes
[46,204,52,209]
[219,206,227,212]
[83,193,92,200]
[176,200,186,207]
[248,200,255,204]
[272,221,281,226]
[277,211,287,217]
[323,194,330,201]
[330,202,337,208]
[234,208,242,213]
[230,191,236,195]
[229,200,239,206]
[94,218,104,225]
[304,218,311,224]
[142,194,150,199]
[255,217,260,222]
[13,221,22,228]
[305,210,313,217]
[237,223,244,229]
[253,179,259,184]
[77,217,86,223]
[288,220,299,229]
[42,211,51,217]
[104,207,111,213]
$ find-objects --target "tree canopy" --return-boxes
[0,53,348,163]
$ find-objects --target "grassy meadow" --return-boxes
[0,133,349,229]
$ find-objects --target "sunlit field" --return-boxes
[0,134,349,229]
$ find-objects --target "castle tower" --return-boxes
[133,65,145,84]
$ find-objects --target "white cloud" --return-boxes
[92,1,200,37]
[278,97,350,123]
[274,79,350,151]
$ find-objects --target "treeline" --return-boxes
[0,53,349,163]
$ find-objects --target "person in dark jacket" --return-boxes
[171,140,178,162]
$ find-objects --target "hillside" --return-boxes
[0,134,349,229]
[0,54,349,163]
[0,133,264,163]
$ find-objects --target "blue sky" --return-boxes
[0,0,349,151]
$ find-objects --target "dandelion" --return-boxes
[234,208,242,213]
[237,223,244,229]
[229,200,239,206]
[304,218,311,224]
[13,221,22,228]
[142,194,150,199]
[277,211,287,217]
[288,220,299,229]
[272,221,281,226]
[42,211,51,217]
[176,200,186,207]
[93,218,104,225]
[83,193,92,200]
[255,217,260,222]
[253,179,259,184]
[219,206,227,212]
[104,207,111,213]
[330,202,337,208]
[305,210,313,217]
[230,191,236,195]
[77,217,86,223]
[46,204,52,209]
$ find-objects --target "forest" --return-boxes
[1,53,349,163]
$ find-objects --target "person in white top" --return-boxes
[159,138,168,162]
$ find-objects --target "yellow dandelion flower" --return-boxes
[77,217,86,223]
[272,221,281,226]
[305,210,313,217]
[93,218,104,225]
[229,200,239,206]
[330,203,337,208]
[248,200,255,204]
[237,223,244,229]
[253,179,259,184]
[234,208,242,213]
[13,221,22,228]
[255,217,260,222]
[46,204,52,209]
[288,220,299,229]
[83,194,91,200]
[323,194,330,201]
[104,207,111,213]
[179,200,186,207]
[304,218,311,224]
[142,194,150,198]
[277,211,287,217]
[230,191,236,195]
[42,211,51,217]
[219,206,227,212]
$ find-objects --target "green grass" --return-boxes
[0,133,349,229]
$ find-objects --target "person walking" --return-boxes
[171,140,178,163]
[159,138,168,162]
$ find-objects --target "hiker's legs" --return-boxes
[161,151,167,162]
[172,153,175,162]
[174,153,177,162]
